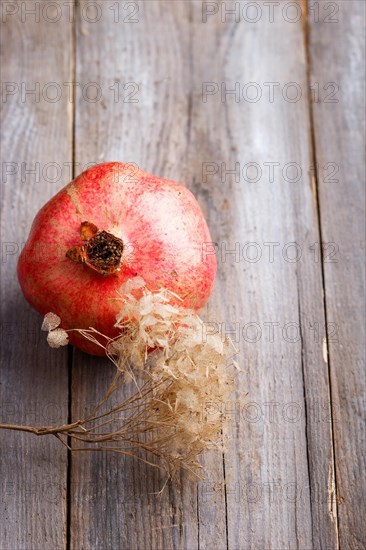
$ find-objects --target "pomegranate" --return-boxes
[17,162,216,355]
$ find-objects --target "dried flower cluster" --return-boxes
[9,277,237,479]
[41,312,69,347]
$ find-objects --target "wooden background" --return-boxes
[1,1,365,548]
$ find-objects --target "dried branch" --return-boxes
[1,277,237,480]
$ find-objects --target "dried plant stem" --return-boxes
[0,362,230,479]
[0,421,83,435]
[1,278,236,479]
[0,374,208,478]
[0,402,164,477]
[0,421,175,475]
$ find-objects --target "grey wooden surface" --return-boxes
[0,1,365,549]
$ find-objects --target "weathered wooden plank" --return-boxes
[0,1,73,548]
[190,2,338,548]
[69,1,340,549]
[70,2,203,549]
[308,1,366,548]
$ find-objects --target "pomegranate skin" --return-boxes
[17,163,217,355]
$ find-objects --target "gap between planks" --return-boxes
[67,1,78,549]
[301,0,340,547]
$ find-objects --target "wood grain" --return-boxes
[308,1,366,548]
[192,3,337,548]
[0,0,364,548]
[71,3,204,549]
[70,1,336,548]
[0,1,73,548]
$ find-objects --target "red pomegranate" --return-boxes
[17,163,216,355]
